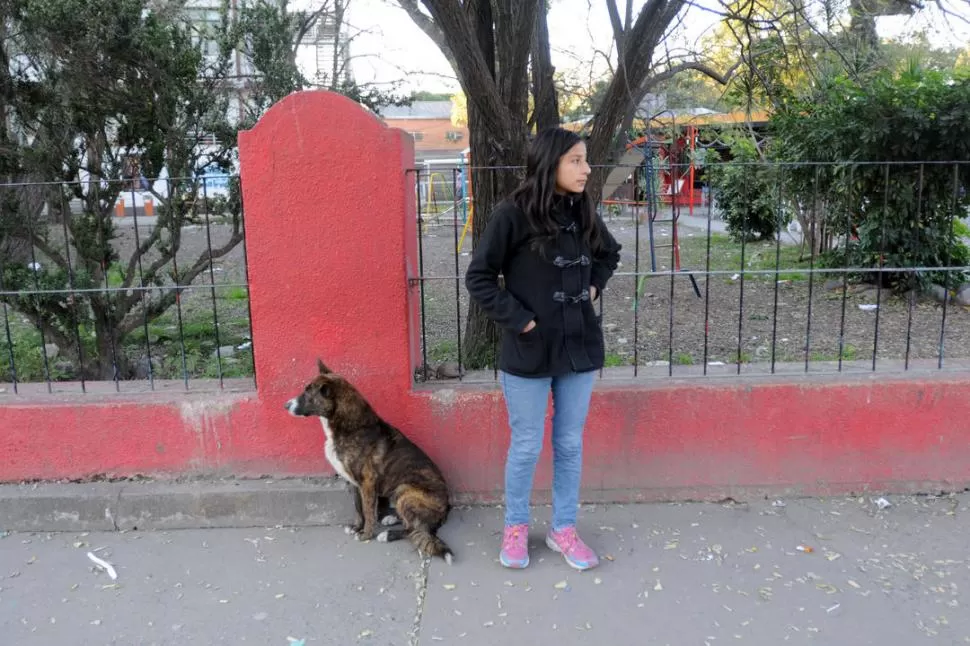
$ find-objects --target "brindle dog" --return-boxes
[285,360,453,563]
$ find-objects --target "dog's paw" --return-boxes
[380,514,401,527]
[354,530,375,542]
[344,525,363,536]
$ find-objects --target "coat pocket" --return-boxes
[506,326,547,374]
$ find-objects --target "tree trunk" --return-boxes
[459,0,533,370]
[461,105,525,369]
[89,297,128,380]
[585,89,637,206]
[530,2,559,131]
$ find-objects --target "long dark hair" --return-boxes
[510,127,604,255]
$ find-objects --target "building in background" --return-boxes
[296,13,355,88]
[181,0,261,129]
[381,101,468,163]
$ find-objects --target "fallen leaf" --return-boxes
[442,584,456,591]
[654,580,663,591]
[554,580,568,590]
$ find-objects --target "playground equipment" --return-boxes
[601,124,703,300]
[415,153,472,242]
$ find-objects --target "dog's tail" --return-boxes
[410,528,454,565]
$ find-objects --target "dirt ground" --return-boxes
[415,211,970,378]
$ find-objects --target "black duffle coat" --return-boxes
[465,195,622,378]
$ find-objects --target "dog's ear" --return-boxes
[317,358,332,375]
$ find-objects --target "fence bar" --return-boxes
[201,178,224,389]
[736,167,749,373]
[770,168,784,373]
[451,168,463,380]
[98,193,121,391]
[872,164,890,371]
[129,185,155,389]
[415,169,430,381]
[904,165,924,370]
[235,175,258,390]
[804,166,820,372]
[24,206,53,393]
[633,165,641,377]
[667,164,678,377]
[702,173,714,375]
[837,167,852,372]
[165,178,191,390]
[0,253,18,393]
[59,194,87,392]
[938,164,960,369]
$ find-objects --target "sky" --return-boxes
[295,0,970,95]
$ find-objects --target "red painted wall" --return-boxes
[2,91,970,502]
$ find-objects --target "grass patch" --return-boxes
[224,286,249,301]
[428,340,458,363]
[810,344,860,363]
[680,234,812,280]
[673,352,694,366]
[0,308,257,382]
[603,352,627,367]
[0,327,70,382]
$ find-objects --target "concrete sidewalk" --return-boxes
[3,493,969,645]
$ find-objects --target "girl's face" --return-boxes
[555,142,591,194]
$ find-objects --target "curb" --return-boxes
[0,478,356,533]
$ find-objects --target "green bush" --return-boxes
[771,64,970,290]
[707,137,782,243]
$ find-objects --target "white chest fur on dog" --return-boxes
[320,417,357,485]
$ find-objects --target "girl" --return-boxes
[465,127,622,571]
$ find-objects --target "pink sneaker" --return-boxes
[500,524,530,569]
[546,526,599,571]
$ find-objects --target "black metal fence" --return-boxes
[0,175,254,394]
[410,161,970,383]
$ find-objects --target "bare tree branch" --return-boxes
[395,0,457,70]
[607,0,626,57]
[117,230,245,337]
[646,59,743,89]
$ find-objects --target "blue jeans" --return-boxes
[499,370,597,530]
